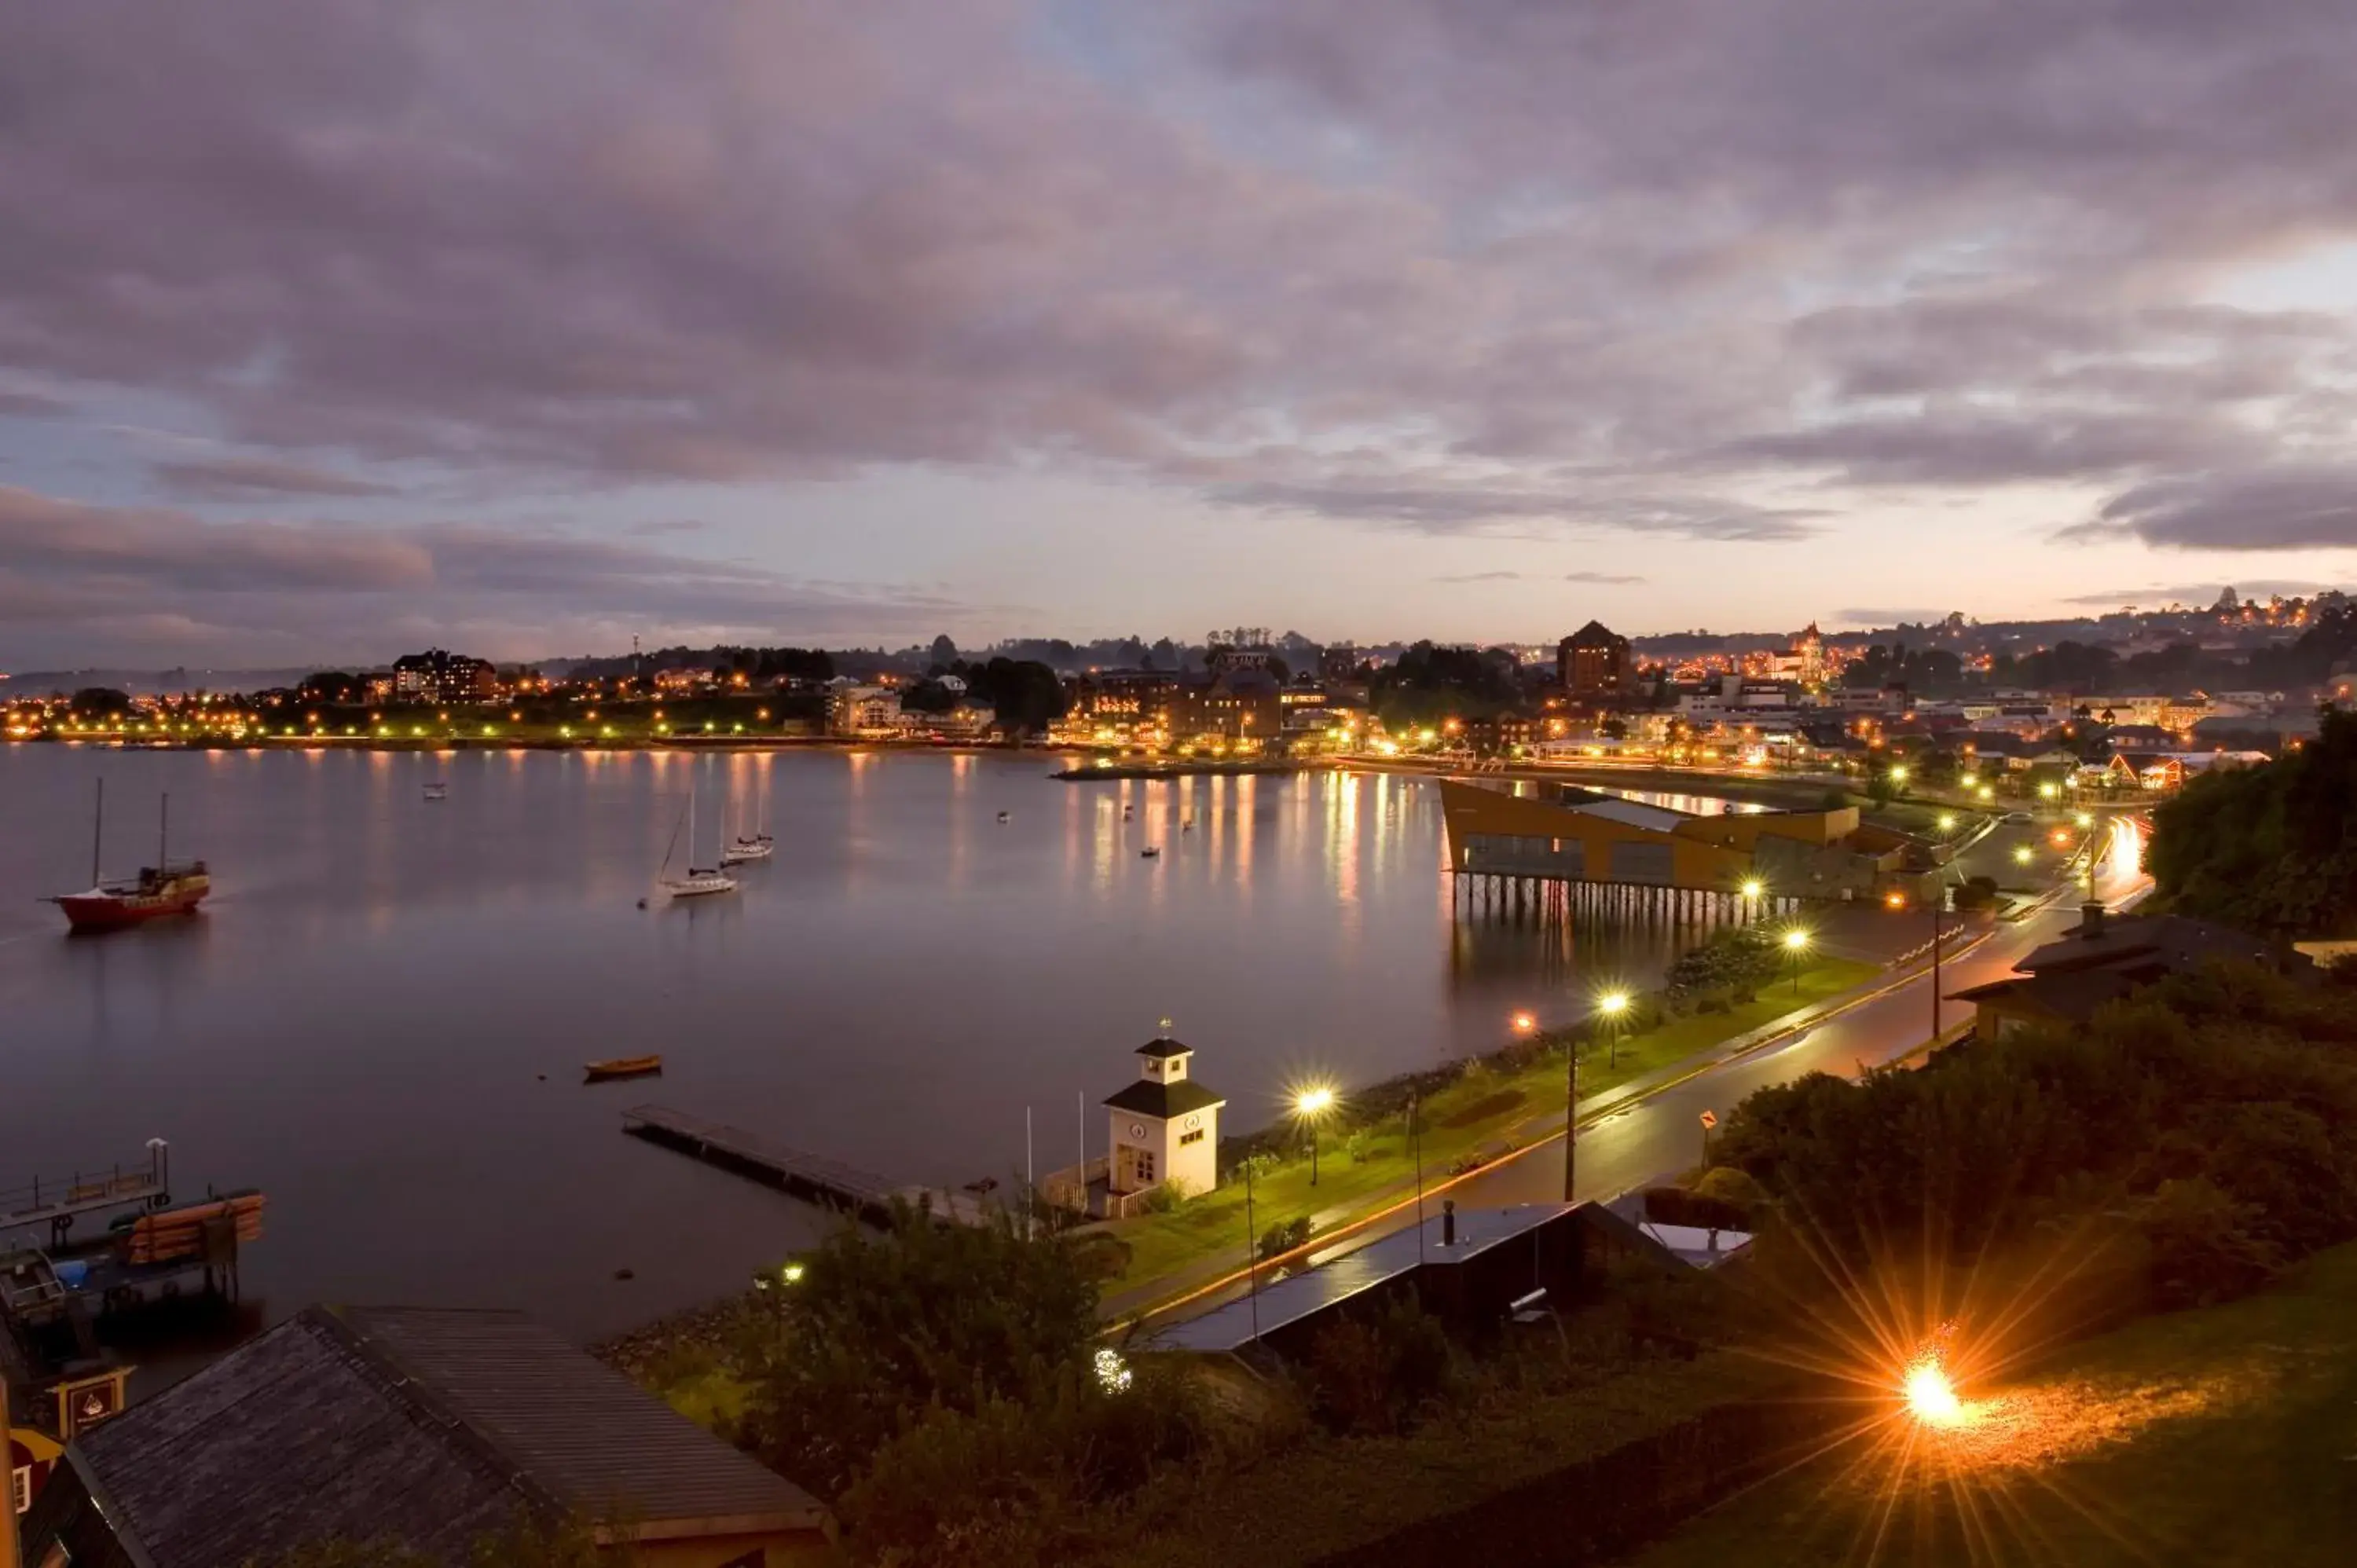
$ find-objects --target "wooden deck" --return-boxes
[1,1152,167,1240]
[620,1105,987,1227]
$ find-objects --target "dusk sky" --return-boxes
[5,0,2357,669]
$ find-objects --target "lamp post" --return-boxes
[1293,1085,1336,1187]
[1783,926,1812,994]
[1596,989,1630,1071]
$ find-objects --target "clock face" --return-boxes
[1129,1122,1146,1140]
[1183,1113,1201,1130]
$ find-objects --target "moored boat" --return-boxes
[46,782,209,933]
[584,1055,663,1082]
[660,784,738,899]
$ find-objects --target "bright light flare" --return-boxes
[1904,1354,1966,1428]
[1292,1084,1336,1118]
[1510,1011,1538,1035]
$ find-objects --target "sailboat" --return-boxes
[721,781,773,865]
[660,784,737,899]
[46,781,211,932]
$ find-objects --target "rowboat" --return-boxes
[584,1055,663,1082]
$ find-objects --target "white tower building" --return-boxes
[1103,1031,1225,1202]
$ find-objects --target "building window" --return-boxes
[10,1464,28,1516]
[1178,1130,1204,1147]
[1137,1152,1156,1183]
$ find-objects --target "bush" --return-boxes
[1259,1214,1314,1260]
[1303,1299,1454,1434]
[2137,1177,2282,1309]
[1136,1178,1192,1214]
[844,1358,1217,1567]
[1952,874,2001,911]
[735,1203,1102,1497]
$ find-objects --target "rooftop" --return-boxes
[64,1305,828,1568]
[1135,1035,1193,1060]
[1148,1203,1573,1355]
[1105,1078,1226,1119]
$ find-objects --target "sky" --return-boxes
[5,0,2357,669]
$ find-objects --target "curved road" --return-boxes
[1140,815,2150,1328]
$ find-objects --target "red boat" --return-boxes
[46,781,210,933]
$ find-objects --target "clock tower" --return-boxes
[1103,1028,1225,1201]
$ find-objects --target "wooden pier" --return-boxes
[620,1106,986,1226]
[2,1141,170,1246]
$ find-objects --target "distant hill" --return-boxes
[3,667,317,695]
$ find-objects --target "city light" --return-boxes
[1885,891,1907,909]
[1959,772,1978,787]
[1978,785,1996,800]
[2075,811,2094,828]
[1293,1084,1336,1117]
[1783,928,1810,952]
[1511,1012,1538,1035]
[1889,765,1908,784]
[2039,782,2059,800]
[2014,845,2033,864]
[1937,813,1956,832]
[1739,877,1765,900]
[1596,991,1630,1019]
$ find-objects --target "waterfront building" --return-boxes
[827,684,902,738]
[1171,668,1281,750]
[1949,906,2313,1041]
[1557,620,1637,700]
[390,648,497,704]
[1104,1034,1225,1204]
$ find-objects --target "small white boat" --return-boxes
[996,810,1010,823]
[721,786,774,864]
[1141,845,1160,859]
[423,782,448,802]
[660,785,738,899]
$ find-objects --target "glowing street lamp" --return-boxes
[2038,782,2060,800]
[2014,844,2033,865]
[1977,785,1996,801]
[1292,1084,1338,1186]
[1510,1011,1538,1035]
[2074,811,2094,828]
[1937,812,1957,833]
[1782,926,1812,993]
[1596,989,1631,1068]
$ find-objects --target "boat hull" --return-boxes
[54,880,209,932]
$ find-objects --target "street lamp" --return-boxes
[1782,926,1812,993]
[1937,812,1957,833]
[1293,1084,1337,1186]
[1596,989,1631,1069]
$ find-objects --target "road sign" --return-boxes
[1699,1109,1717,1130]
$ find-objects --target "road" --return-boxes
[1139,815,2149,1328]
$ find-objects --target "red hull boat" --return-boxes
[53,869,211,932]
[46,780,209,933]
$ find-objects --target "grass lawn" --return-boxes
[1105,956,1880,1298]
[1629,1243,2357,1568]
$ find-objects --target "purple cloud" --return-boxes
[152,455,398,501]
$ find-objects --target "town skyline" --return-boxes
[8,3,2357,665]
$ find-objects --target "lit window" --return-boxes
[1179,1130,1204,1147]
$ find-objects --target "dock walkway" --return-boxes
[620,1106,987,1227]
[2,1145,168,1242]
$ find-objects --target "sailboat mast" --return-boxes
[688,782,697,867]
[160,793,170,870]
[92,778,104,885]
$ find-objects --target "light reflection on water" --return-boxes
[0,747,1721,1343]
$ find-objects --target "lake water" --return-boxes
[0,746,1707,1346]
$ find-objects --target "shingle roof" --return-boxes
[1104,1079,1226,1119]
[328,1306,828,1540]
[70,1306,828,1568]
[1135,1035,1193,1060]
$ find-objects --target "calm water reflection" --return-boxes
[0,746,1707,1343]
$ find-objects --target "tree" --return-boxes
[928,634,960,669]
[299,672,364,705]
[735,1203,1102,1497]
[2149,710,2357,937]
[71,685,135,716]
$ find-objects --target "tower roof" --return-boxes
[1564,620,1623,648]
[1136,1035,1192,1060]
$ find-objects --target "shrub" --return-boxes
[1136,1177,1192,1214]
[1258,1214,1314,1260]
[2137,1177,2282,1309]
[1303,1298,1455,1435]
[734,1203,1102,1497]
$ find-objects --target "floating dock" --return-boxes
[620,1106,987,1226]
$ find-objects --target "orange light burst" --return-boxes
[1904,1351,1965,1427]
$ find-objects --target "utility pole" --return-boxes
[1561,1040,1579,1202]
[1,1378,20,1568]
[1931,886,1944,1043]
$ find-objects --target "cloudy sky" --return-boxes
[5,0,2356,667]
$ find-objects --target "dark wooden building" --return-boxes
[21,1305,838,1568]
